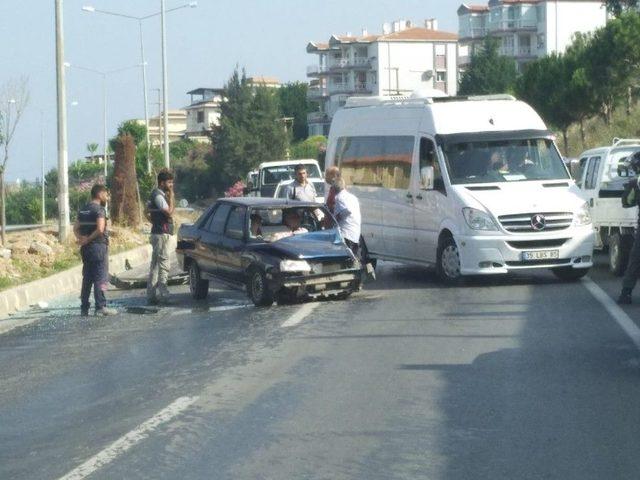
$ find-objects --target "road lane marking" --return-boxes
[57,396,198,480]
[582,278,640,350]
[281,302,320,328]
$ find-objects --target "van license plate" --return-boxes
[522,250,559,261]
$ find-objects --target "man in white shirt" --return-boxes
[333,177,361,256]
[285,164,317,202]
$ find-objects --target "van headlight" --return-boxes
[574,202,592,226]
[462,207,498,231]
[279,259,311,272]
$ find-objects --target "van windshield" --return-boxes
[442,138,569,185]
[262,164,322,185]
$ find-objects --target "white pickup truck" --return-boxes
[576,139,640,275]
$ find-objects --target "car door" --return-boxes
[199,203,232,277]
[379,135,416,260]
[218,206,248,284]
[582,155,602,213]
[411,136,445,264]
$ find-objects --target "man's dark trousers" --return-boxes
[623,227,640,294]
[80,242,108,313]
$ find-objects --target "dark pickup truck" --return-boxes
[176,197,362,306]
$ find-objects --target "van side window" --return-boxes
[335,136,414,189]
[584,156,601,190]
[419,138,442,189]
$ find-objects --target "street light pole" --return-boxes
[160,0,170,168]
[55,0,71,241]
[41,111,45,225]
[139,20,151,173]
[102,73,108,179]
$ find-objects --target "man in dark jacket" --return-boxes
[146,169,175,305]
[618,152,640,304]
[74,184,117,316]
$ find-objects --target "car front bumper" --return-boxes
[267,268,363,297]
[457,226,595,275]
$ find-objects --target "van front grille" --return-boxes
[498,212,573,233]
[506,239,569,249]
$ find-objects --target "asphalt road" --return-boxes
[2,254,640,480]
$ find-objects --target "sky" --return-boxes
[0,0,461,182]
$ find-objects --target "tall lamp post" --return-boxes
[81,1,197,171]
[55,0,70,241]
[64,63,142,179]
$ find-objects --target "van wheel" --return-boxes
[437,236,462,284]
[189,262,209,300]
[609,233,633,276]
[552,267,590,282]
[247,268,274,307]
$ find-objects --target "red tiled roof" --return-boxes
[380,27,458,42]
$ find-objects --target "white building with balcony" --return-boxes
[184,87,224,143]
[307,19,459,136]
[458,1,607,71]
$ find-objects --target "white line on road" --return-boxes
[281,302,320,328]
[582,278,640,350]
[57,396,198,480]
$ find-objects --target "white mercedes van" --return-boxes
[325,93,594,282]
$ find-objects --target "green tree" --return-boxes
[109,119,147,151]
[6,184,41,224]
[583,12,640,124]
[459,37,518,95]
[291,135,327,164]
[212,68,286,190]
[278,82,313,141]
[605,0,639,15]
[86,142,99,162]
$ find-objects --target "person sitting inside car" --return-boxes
[250,213,263,239]
[266,209,308,242]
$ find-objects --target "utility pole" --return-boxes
[41,111,46,225]
[139,20,151,173]
[160,0,170,168]
[55,0,70,241]
[102,74,108,179]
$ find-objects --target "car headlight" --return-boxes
[279,259,311,272]
[462,207,498,231]
[574,202,592,226]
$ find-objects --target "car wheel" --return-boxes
[609,233,633,277]
[437,235,462,284]
[247,268,274,307]
[189,262,209,300]
[552,266,590,282]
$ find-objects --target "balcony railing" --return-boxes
[307,64,329,76]
[354,82,372,93]
[518,46,534,56]
[460,27,487,39]
[307,112,330,124]
[350,57,372,68]
[329,58,350,69]
[492,19,538,31]
[329,82,373,94]
[307,86,328,99]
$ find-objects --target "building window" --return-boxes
[436,71,446,83]
[197,110,205,123]
[334,136,414,189]
[537,34,546,50]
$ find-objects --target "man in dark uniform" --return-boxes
[74,184,117,316]
[618,152,640,304]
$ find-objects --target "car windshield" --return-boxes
[248,206,336,242]
[443,138,569,185]
[262,164,322,185]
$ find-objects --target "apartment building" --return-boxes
[458,1,607,70]
[307,19,459,136]
[184,88,224,143]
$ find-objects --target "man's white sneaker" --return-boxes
[96,307,118,316]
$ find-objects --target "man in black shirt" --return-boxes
[74,184,117,316]
[619,152,640,304]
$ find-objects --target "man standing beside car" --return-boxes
[333,177,361,256]
[324,166,340,214]
[146,169,175,305]
[286,164,317,202]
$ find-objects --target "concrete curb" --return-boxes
[0,244,152,320]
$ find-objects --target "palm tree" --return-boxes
[86,142,99,164]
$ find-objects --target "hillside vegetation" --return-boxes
[560,103,640,157]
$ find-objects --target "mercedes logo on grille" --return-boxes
[531,214,546,231]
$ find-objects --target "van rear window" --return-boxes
[334,136,414,189]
